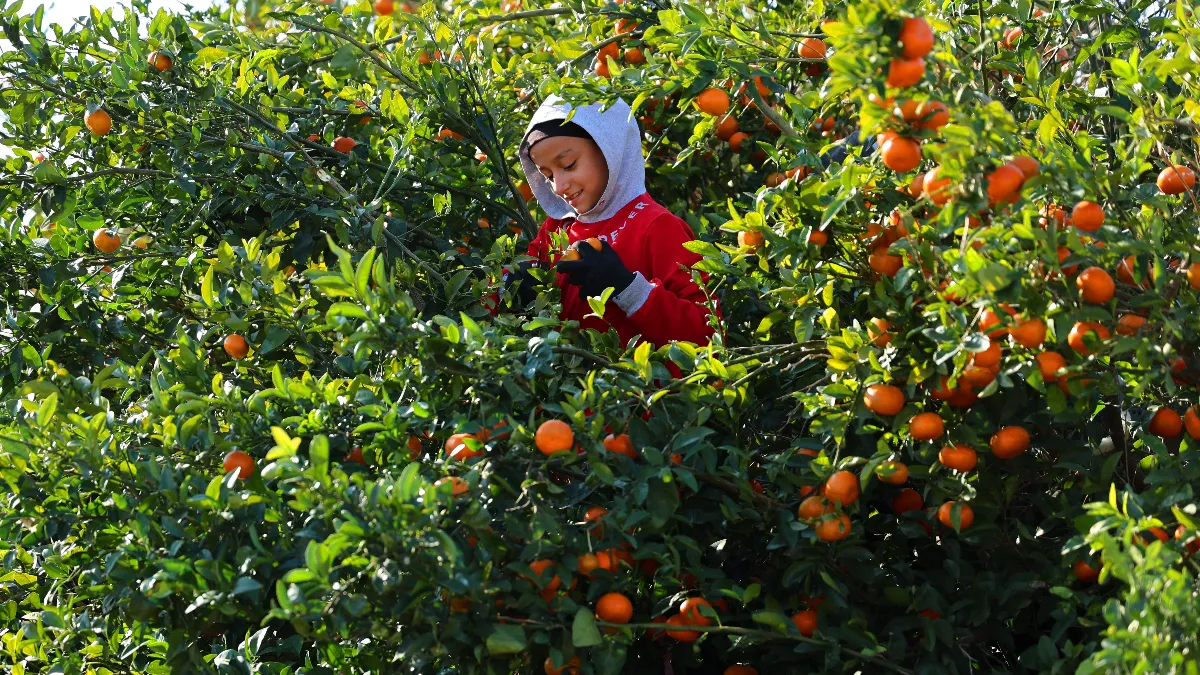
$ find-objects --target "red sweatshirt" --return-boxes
[525,193,718,348]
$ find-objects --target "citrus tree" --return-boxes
[1,0,1199,673]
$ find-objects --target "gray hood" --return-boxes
[518,95,647,223]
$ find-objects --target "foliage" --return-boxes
[2,0,1200,672]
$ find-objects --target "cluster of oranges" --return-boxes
[856,380,1033,532]
[594,17,645,78]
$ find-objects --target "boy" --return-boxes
[505,95,718,348]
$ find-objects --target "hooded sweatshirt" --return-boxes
[517,95,718,348]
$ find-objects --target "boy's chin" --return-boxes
[572,196,600,213]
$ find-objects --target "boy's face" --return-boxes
[530,136,609,214]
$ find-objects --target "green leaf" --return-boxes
[572,608,603,647]
[310,434,330,479]
[678,3,712,27]
[258,327,290,356]
[201,266,217,308]
[485,624,527,654]
[36,393,57,427]
[194,46,231,66]
[752,610,790,632]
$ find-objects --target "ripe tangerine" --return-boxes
[1148,408,1183,438]
[223,450,255,480]
[898,17,935,59]
[535,420,574,456]
[596,592,634,623]
[864,383,905,415]
[937,501,974,530]
[939,444,978,472]
[696,88,730,116]
[909,412,944,440]
[223,334,249,360]
[990,425,1030,459]
[1157,165,1195,195]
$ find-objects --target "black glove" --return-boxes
[501,260,539,308]
[555,239,635,299]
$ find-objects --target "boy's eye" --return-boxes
[564,162,576,170]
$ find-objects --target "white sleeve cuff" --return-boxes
[614,272,654,316]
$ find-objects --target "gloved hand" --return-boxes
[501,260,540,308]
[555,239,635,299]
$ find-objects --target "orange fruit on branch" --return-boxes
[535,420,574,456]
[938,501,974,530]
[1035,351,1067,380]
[913,100,949,131]
[1071,200,1105,232]
[85,108,112,136]
[738,229,765,252]
[664,613,701,641]
[1072,559,1101,583]
[1076,267,1114,304]
[92,228,121,253]
[879,135,922,172]
[990,425,1030,459]
[898,17,935,59]
[1009,155,1040,178]
[1148,408,1183,438]
[526,560,562,592]
[223,334,249,360]
[790,609,818,636]
[798,495,834,520]
[909,412,944,440]
[886,57,926,88]
[577,553,599,576]
[223,449,255,480]
[1115,314,1147,335]
[147,51,172,72]
[1001,27,1024,48]
[972,339,1003,367]
[1185,406,1200,439]
[715,114,739,141]
[797,37,827,59]
[939,444,978,472]
[1067,321,1109,355]
[696,88,731,116]
[596,592,634,623]
[868,248,903,277]
[1115,256,1147,287]
[823,470,860,506]
[680,597,714,626]
[923,166,953,205]
[867,317,893,346]
[727,131,750,152]
[875,460,909,485]
[375,0,395,13]
[892,488,924,514]
[863,383,905,415]
[445,433,481,461]
[814,514,852,541]
[985,163,1025,205]
[433,476,469,497]
[332,136,359,153]
[1157,165,1195,195]
[603,433,637,458]
[1010,317,1047,349]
